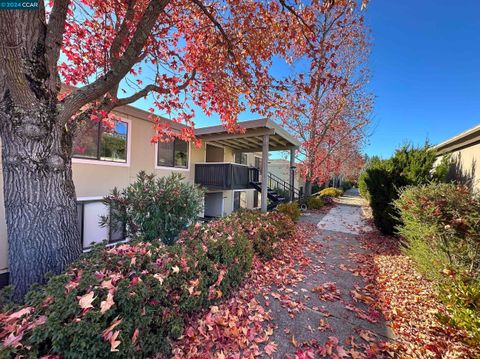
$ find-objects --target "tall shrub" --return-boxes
[395,183,480,276]
[364,144,447,234]
[395,183,480,343]
[364,165,405,234]
[358,155,383,200]
[103,172,204,244]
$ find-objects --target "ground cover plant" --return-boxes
[0,210,292,358]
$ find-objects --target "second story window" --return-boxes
[234,152,248,165]
[157,138,189,169]
[73,120,129,163]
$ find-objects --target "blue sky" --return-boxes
[363,0,480,157]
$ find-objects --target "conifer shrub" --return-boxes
[363,144,448,234]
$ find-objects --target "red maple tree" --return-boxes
[273,0,372,194]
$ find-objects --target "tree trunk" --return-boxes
[0,4,82,301]
[304,180,312,196]
[0,104,81,301]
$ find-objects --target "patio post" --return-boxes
[261,134,269,212]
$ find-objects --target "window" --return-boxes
[235,152,248,165]
[253,190,259,208]
[77,199,125,250]
[157,138,189,168]
[233,191,247,211]
[73,120,128,163]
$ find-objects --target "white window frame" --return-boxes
[154,138,192,172]
[72,118,132,168]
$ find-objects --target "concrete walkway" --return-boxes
[262,189,392,357]
[318,189,373,235]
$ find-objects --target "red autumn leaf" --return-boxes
[264,342,277,356]
[78,291,95,310]
[100,292,115,314]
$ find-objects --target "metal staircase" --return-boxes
[250,172,303,210]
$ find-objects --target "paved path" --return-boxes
[263,189,392,357]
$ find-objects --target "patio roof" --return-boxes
[194,118,301,152]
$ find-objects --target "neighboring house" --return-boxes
[0,105,301,286]
[435,124,480,190]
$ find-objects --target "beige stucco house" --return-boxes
[435,124,480,190]
[0,104,301,286]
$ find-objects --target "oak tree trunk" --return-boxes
[0,6,81,301]
[0,103,81,301]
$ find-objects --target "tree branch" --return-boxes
[114,69,196,107]
[59,0,170,126]
[45,0,71,92]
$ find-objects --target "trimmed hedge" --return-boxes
[0,210,293,358]
[226,209,295,259]
[276,202,301,222]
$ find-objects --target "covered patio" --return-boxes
[195,119,302,212]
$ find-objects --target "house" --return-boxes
[435,124,480,190]
[0,104,301,287]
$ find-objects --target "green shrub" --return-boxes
[0,207,295,358]
[395,183,480,343]
[227,209,295,259]
[318,187,343,197]
[276,202,301,222]
[103,172,204,244]
[395,183,480,274]
[437,276,480,344]
[0,222,253,358]
[306,196,325,210]
[365,165,404,234]
[358,156,383,200]
[358,171,369,200]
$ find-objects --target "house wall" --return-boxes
[436,142,480,191]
